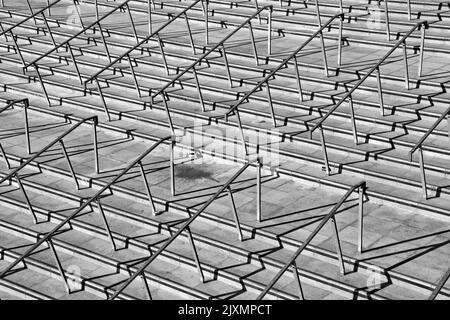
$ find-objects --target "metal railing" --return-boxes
[83,0,208,121]
[109,157,266,300]
[257,180,366,300]
[408,106,450,199]
[85,4,272,127]
[0,99,30,156]
[0,116,99,223]
[429,267,450,300]
[21,0,139,106]
[0,135,178,294]
[308,20,428,175]
[223,12,344,155]
[0,0,66,67]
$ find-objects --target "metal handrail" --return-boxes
[225,12,344,120]
[408,106,450,199]
[149,5,273,104]
[309,20,428,137]
[429,267,450,300]
[0,116,98,186]
[109,157,264,299]
[23,0,134,70]
[257,180,366,300]
[0,99,31,154]
[308,20,428,174]
[83,0,204,84]
[0,0,62,37]
[0,135,173,293]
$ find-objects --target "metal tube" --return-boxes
[170,138,175,196]
[418,147,428,199]
[96,198,117,251]
[67,43,83,84]
[227,186,243,241]
[95,0,99,21]
[192,67,205,111]
[95,79,111,121]
[185,227,205,282]
[41,12,56,48]
[418,26,425,78]
[248,22,259,66]
[337,15,343,66]
[59,140,80,190]
[330,216,346,275]
[34,64,52,107]
[402,41,409,89]
[138,161,157,214]
[97,22,112,63]
[10,32,26,66]
[184,13,196,55]
[319,126,330,175]
[256,158,262,222]
[266,81,277,127]
[23,100,31,154]
[0,143,10,169]
[358,184,364,253]
[292,262,304,300]
[157,34,169,75]
[126,4,139,44]
[93,118,99,174]
[293,56,304,102]
[222,45,232,87]
[385,0,390,41]
[376,67,384,116]
[140,274,153,300]
[235,110,248,155]
[127,54,142,97]
[407,0,411,20]
[267,8,272,55]
[15,173,38,223]
[161,92,175,134]
[203,0,209,45]
[73,0,84,29]
[348,95,358,145]
[47,239,71,293]
[147,0,152,35]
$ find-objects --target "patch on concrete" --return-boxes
[176,164,215,180]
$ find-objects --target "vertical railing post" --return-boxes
[330,216,346,275]
[192,67,205,112]
[318,126,330,175]
[97,22,112,63]
[34,64,52,107]
[293,56,304,102]
[348,95,358,145]
[248,21,259,66]
[10,31,26,67]
[161,92,175,134]
[385,0,390,41]
[337,14,343,66]
[126,4,139,45]
[418,24,426,78]
[96,198,117,251]
[156,34,169,75]
[267,7,272,55]
[227,186,243,241]
[47,239,72,294]
[59,139,80,190]
[418,147,428,199]
[93,117,99,174]
[266,81,277,127]
[358,183,365,253]
[40,12,57,48]
[15,173,38,223]
[402,40,409,89]
[23,99,31,154]
[0,143,10,169]
[292,261,304,300]
[67,43,83,84]
[222,45,232,87]
[314,0,329,77]
[256,157,262,222]
[185,227,205,282]
[376,67,384,116]
[95,0,99,21]
[185,13,196,55]
[406,0,411,20]
[95,78,111,121]
[140,274,153,300]
[170,136,176,196]
[202,0,209,45]
[138,161,157,214]
[127,54,142,98]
